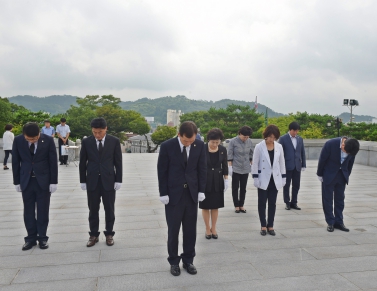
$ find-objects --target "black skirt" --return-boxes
[199,178,224,209]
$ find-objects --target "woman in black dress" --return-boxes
[199,128,229,239]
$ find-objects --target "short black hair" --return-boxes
[44,119,50,123]
[179,121,197,138]
[5,124,13,131]
[344,138,360,156]
[238,126,252,136]
[60,118,66,122]
[91,117,107,129]
[263,124,281,139]
[206,128,224,141]
[23,123,40,137]
[289,122,300,131]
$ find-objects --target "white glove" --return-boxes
[224,179,229,192]
[15,185,22,192]
[159,195,169,205]
[282,178,286,187]
[317,176,323,182]
[198,192,205,202]
[301,167,306,172]
[80,183,87,190]
[49,184,57,193]
[253,178,259,188]
[114,182,122,191]
[228,166,233,177]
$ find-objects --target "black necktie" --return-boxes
[30,143,35,155]
[98,140,103,155]
[183,146,188,167]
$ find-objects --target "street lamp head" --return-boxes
[326,120,332,127]
[349,99,359,106]
[343,99,349,105]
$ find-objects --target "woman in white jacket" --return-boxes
[252,125,286,236]
[3,124,14,170]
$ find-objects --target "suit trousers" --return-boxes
[283,169,301,204]
[87,178,116,237]
[232,172,249,207]
[258,177,278,228]
[22,177,51,242]
[165,187,197,265]
[58,138,68,164]
[322,170,346,225]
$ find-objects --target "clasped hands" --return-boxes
[159,192,206,205]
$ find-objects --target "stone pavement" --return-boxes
[1,154,377,291]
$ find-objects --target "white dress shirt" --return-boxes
[95,135,106,149]
[177,137,191,159]
[289,132,297,149]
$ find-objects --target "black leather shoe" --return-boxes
[183,263,197,275]
[235,209,240,213]
[39,241,49,249]
[334,224,349,232]
[290,204,301,210]
[205,233,212,239]
[260,229,267,236]
[285,203,291,210]
[22,241,37,251]
[267,228,276,236]
[170,265,181,276]
[211,233,218,239]
[327,225,334,232]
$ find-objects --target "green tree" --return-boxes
[150,125,177,152]
[0,97,12,136]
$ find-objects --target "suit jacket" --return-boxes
[12,134,58,191]
[278,133,306,171]
[251,141,286,190]
[317,137,355,185]
[205,144,228,193]
[157,137,207,205]
[79,135,122,191]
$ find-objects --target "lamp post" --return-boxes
[327,118,342,137]
[343,99,359,123]
[139,139,142,153]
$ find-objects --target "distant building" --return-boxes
[167,109,183,126]
[145,117,159,132]
[128,134,159,153]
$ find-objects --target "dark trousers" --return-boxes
[58,138,68,164]
[87,178,116,237]
[258,177,278,228]
[165,187,197,265]
[322,170,346,226]
[232,173,249,207]
[22,177,51,242]
[283,168,301,204]
[3,150,11,165]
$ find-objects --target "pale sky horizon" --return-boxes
[1,0,376,117]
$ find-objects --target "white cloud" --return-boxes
[0,0,376,116]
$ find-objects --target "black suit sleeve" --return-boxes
[301,138,306,168]
[79,139,88,183]
[221,146,228,175]
[12,138,21,185]
[157,142,169,197]
[348,156,355,177]
[197,143,207,193]
[49,138,58,184]
[114,138,123,183]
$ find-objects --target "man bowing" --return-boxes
[79,118,122,247]
[12,122,58,250]
[157,121,207,276]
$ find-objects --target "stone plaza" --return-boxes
[1,154,377,290]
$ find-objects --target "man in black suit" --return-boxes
[79,118,122,247]
[12,122,58,250]
[157,121,207,276]
[317,137,359,232]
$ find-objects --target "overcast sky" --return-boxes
[0,0,376,116]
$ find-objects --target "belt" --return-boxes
[183,183,188,188]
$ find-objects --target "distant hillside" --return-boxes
[8,95,79,115]
[119,95,283,123]
[338,112,376,123]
